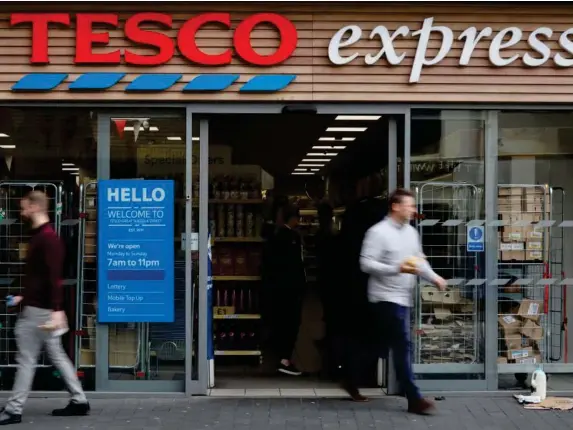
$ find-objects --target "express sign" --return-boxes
[11,12,298,66]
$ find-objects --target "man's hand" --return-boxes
[435,276,447,291]
[7,296,23,307]
[50,310,68,329]
[400,262,419,275]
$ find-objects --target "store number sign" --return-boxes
[97,180,175,323]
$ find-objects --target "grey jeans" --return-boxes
[5,306,87,414]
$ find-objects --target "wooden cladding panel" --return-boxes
[0,3,572,102]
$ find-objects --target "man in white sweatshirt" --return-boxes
[360,188,446,415]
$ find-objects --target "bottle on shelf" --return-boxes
[236,204,244,237]
[226,205,235,237]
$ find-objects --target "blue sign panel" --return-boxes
[467,225,485,252]
[98,180,174,323]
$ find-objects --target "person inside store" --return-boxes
[360,188,447,415]
[315,202,344,380]
[263,202,306,376]
[338,173,387,401]
[0,191,90,426]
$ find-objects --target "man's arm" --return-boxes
[360,226,400,277]
[44,234,64,311]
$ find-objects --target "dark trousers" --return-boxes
[370,301,421,402]
[272,290,304,361]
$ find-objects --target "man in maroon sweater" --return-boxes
[0,191,89,426]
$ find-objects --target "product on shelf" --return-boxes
[226,205,235,237]
[236,204,244,237]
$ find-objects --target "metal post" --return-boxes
[404,109,411,190]
[95,114,110,391]
[198,120,209,393]
[184,109,193,395]
[388,117,397,193]
[485,110,499,391]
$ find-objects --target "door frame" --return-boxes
[189,105,410,393]
[95,111,201,393]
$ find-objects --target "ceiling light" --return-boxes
[167,137,182,141]
[124,126,134,131]
[326,127,367,132]
[292,172,314,175]
[319,137,336,141]
[335,115,381,121]
[313,146,347,150]
[307,153,337,157]
[0,145,15,149]
[62,162,75,166]
[192,137,199,141]
[294,168,307,172]
[62,167,79,171]
[299,164,324,167]
[149,126,159,131]
[310,168,319,172]
[70,172,79,176]
[342,137,356,141]
[0,133,9,138]
[302,159,330,162]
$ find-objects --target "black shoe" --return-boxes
[52,401,90,417]
[278,363,302,376]
[0,411,22,425]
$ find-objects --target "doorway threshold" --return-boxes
[209,388,385,398]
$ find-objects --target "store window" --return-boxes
[0,108,97,390]
[497,111,573,389]
[410,109,486,380]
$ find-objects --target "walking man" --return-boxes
[359,188,446,414]
[0,191,90,425]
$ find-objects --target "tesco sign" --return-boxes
[11,12,298,66]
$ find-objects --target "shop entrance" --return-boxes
[192,106,408,392]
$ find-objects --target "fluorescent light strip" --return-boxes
[0,145,15,149]
[62,167,79,171]
[307,153,336,157]
[292,172,314,175]
[310,168,319,172]
[192,137,199,141]
[62,162,75,166]
[326,127,367,132]
[294,168,307,172]
[302,159,330,162]
[313,146,346,150]
[319,137,355,142]
[0,133,9,138]
[123,126,159,132]
[167,137,182,141]
[299,164,324,167]
[335,115,381,121]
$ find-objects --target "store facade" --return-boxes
[0,2,571,395]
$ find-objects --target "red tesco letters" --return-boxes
[11,12,298,66]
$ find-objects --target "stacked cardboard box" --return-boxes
[497,299,544,364]
[418,285,476,364]
[498,186,549,262]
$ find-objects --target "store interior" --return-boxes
[0,107,571,392]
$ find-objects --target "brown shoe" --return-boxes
[407,398,435,415]
[342,384,369,402]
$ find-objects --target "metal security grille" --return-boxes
[413,182,484,367]
[497,184,549,371]
[76,181,142,374]
[0,181,62,367]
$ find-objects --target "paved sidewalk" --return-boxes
[8,396,573,430]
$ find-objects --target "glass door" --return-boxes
[89,111,198,392]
